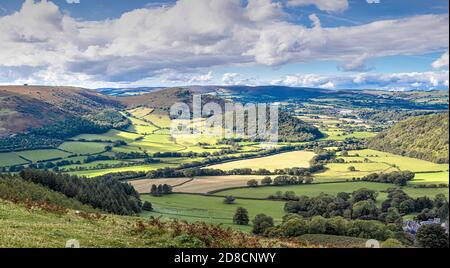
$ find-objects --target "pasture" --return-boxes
[0,152,29,167]
[67,163,179,178]
[15,149,72,163]
[140,194,285,230]
[410,172,449,185]
[58,141,109,155]
[207,151,316,171]
[216,182,449,202]
[346,149,449,173]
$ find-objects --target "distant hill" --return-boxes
[120,87,323,142]
[0,86,122,137]
[367,113,449,163]
[119,87,229,113]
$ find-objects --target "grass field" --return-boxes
[74,130,142,142]
[67,163,179,178]
[58,141,109,155]
[411,172,449,185]
[0,152,29,167]
[322,131,377,141]
[207,151,316,171]
[15,149,72,163]
[347,149,449,173]
[142,113,172,128]
[314,162,397,181]
[141,194,286,230]
[216,182,449,202]
[316,149,450,182]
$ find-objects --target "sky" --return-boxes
[0,0,448,90]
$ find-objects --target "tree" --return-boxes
[150,184,158,196]
[233,207,249,225]
[415,196,434,212]
[399,199,415,214]
[252,214,274,235]
[416,224,449,248]
[352,188,378,203]
[382,239,404,248]
[162,184,173,195]
[142,201,153,211]
[261,177,272,186]
[385,208,402,224]
[348,166,356,172]
[352,200,378,219]
[223,196,236,204]
[308,216,327,234]
[247,179,258,187]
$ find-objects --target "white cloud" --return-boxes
[189,71,214,84]
[272,71,450,90]
[0,0,448,86]
[66,0,80,4]
[338,53,372,72]
[432,51,449,69]
[287,0,349,13]
[367,0,381,4]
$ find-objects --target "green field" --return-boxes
[314,162,397,181]
[67,163,179,178]
[142,113,172,128]
[141,194,286,231]
[316,149,450,182]
[411,172,449,185]
[216,182,449,202]
[207,151,316,171]
[74,129,143,142]
[58,141,109,155]
[347,149,449,173]
[15,149,72,163]
[322,131,377,141]
[0,152,29,167]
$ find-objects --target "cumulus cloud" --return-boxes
[367,0,381,4]
[66,0,80,4]
[432,51,449,69]
[0,0,448,86]
[272,71,450,90]
[338,54,372,72]
[287,0,349,13]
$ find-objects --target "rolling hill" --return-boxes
[368,113,449,163]
[0,86,122,137]
[120,87,323,142]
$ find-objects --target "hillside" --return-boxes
[368,113,449,163]
[0,86,122,137]
[120,87,323,142]
[0,199,302,248]
[120,87,228,112]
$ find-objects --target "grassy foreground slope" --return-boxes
[368,113,449,163]
[0,199,301,248]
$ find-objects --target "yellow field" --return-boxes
[207,151,316,171]
[347,149,449,173]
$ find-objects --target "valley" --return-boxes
[0,85,449,248]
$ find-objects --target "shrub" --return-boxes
[382,239,404,248]
[253,214,274,235]
[142,201,153,211]
[223,196,236,204]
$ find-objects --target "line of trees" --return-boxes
[19,169,142,215]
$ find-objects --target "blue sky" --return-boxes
[0,0,448,90]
